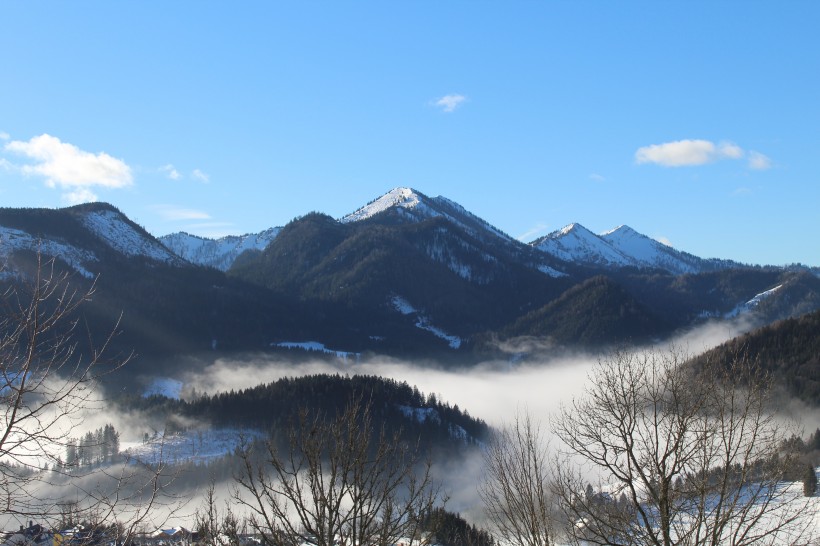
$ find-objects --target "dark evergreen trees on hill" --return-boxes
[118,374,490,455]
[423,508,496,546]
[497,275,667,347]
[691,308,820,405]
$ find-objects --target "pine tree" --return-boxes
[803,464,817,497]
[66,441,78,468]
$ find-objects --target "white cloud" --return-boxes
[433,94,467,113]
[63,187,98,205]
[160,164,182,180]
[0,132,9,141]
[748,151,771,170]
[4,134,132,199]
[192,169,209,183]
[654,235,673,247]
[589,173,606,182]
[634,139,755,167]
[151,204,212,222]
[718,141,743,159]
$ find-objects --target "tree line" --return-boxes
[64,424,121,468]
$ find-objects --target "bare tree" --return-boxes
[0,255,183,534]
[552,348,815,546]
[479,410,557,546]
[233,397,444,546]
[196,479,241,546]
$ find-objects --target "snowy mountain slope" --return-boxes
[0,203,185,278]
[82,209,183,265]
[602,225,723,275]
[532,223,637,267]
[160,227,281,271]
[532,222,744,275]
[340,187,514,244]
[0,225,97,278]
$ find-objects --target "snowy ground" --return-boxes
[121,428,263,465]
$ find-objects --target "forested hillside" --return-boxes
[119,374,490,453]
[692,308,820,404]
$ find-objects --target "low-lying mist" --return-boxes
[26,316,817,529]
[173,316,766,427]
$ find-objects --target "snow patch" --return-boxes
[391,296,417,315]
[396,405,470,442]
[143,377,184,399]
[273,341,360,362]
[0,226,97,278]
[397,405,441,424]
[537,263,567,277]
[725,284,784,318]
[391,296,462,349]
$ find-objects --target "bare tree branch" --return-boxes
[479,409,558,546]
[552,348,815,546]
[233,396,444,546]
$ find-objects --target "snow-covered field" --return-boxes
[121,428,263,465]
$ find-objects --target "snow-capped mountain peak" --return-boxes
[340,187,514,245]
[533,223,634,267]
[340,187,426,223]
[531,221,743,275]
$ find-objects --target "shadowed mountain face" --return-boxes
[0,189,817,367]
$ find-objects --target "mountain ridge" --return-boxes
[160,187,799,276]
[0,191,818,363]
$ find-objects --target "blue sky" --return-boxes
[1,2,818,266]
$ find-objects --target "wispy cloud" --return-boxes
[654,235,673,247]
[151,204,212,222]
[160,164,182,180]
[4,134,132,202]
[0,132,9,141]
[192,169,210,183]
[748,151,771,170]
[433,94,467,113]
[635,139,748,167]
[517,222,550,242]
[589,173,606,182]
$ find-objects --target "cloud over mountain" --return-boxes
[5,134,132,203]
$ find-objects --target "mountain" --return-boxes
[532,222,746,275]
[0,203,320,366]
[340,187,513,244]
[167,187,568,277]
[227,209,573,352]
[0,202,184,277]
[0,191,818,365]
[159,228,281,271]
[532,223,635,269]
